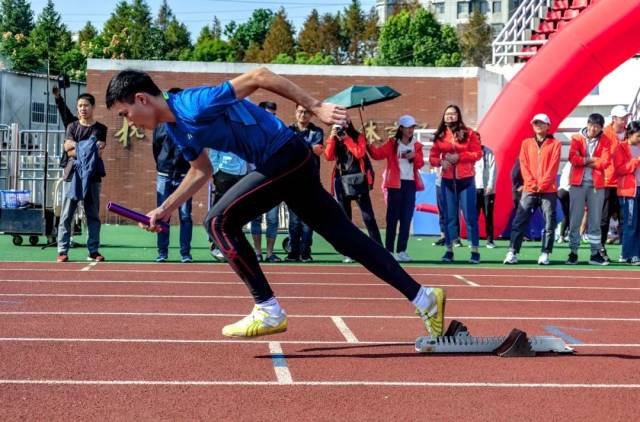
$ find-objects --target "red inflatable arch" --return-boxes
[478,0,640,237]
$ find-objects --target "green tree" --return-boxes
[361,7,379,62]
[298,9,321,56]
[190,38,232,62]
[153,1,191,60]
[260,8,295,63]
[102,0,155,59]
[340,0,366,64]
[0,0,34,35]
[29,0,73,73]
[459,10,492,67]
[0,31,39,71]
[317,12,342,64]
[376,8,461,67]
[78,21,98,45]
[225,8,274,61]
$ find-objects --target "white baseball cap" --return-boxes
[530,113,551,125]
[610,105,630,118]
[398,115,417,128]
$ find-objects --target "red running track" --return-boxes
[1,262,639,420]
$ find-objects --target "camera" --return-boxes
[336,127,345,137]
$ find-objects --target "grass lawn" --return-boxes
[0,224,633,269]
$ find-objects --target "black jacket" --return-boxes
[153,124,190,177]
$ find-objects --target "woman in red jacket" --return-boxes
[325,121,382,263]
[368,115,424,262]
[613,120,640,264]
[429,105,482,264]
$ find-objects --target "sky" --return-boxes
[28,0,378,41]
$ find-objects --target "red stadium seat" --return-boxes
[545,10,563,21]
[570,0,589,9]
[556,20,570,31]
[537,21,556,33]
[551,0,569,11]
[531,33,548,41]
[562,9,580,19]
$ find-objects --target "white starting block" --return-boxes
[415,320,575,357]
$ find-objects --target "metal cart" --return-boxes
[0,124,66,246]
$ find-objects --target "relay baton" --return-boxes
[106,201,170,233]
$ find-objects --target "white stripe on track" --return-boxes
[0,379,639,389]
[454,275,480,286]
[2,267,640,280]
[268,341,292,384]
[1,293,640,305]
[80,262,98,272]
[2,311,640,322]
[3,279,640,292]
[0,337,638,348]
[330,316,359,343]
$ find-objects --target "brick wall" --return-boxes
[87,62,480,229]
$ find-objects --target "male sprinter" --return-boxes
[106,68,445,338]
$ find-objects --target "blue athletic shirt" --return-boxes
[164,81,294,166]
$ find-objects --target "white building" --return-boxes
[376,0,523,33]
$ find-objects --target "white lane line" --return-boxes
[1,293,640,305]
[454,275,479,287]
[0,379,639,389]
[4,279,640,292]
[80,262,98,272]
[268,341,293,384]
[2,267,640,280]
[0,337,638,348]
[331,316,359,343]
[2,311,640,322]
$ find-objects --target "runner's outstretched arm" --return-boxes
[230,67,346,126]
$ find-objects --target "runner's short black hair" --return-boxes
[627,120,640,137]
[587,113,605,127]
[106,69,162,109]
[77,93,95,106]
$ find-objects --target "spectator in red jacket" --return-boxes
[566,113,610,265]
[325,121,381,263]
[368,115,424,262]
[613,120,640,265]
[429,105,482,264]
[503,113,561,265]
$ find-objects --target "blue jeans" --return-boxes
[288,209,313,256]
[441,177,479,248]
[156,175,193,257]
[57,181,101,254]
[621,188,640,260]
[386,180,416,253]
[251,205,279,239]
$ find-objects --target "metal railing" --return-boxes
[629,84,640,121]
[492,0,550,65]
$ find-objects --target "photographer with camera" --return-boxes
[325,120,382,262]
[368,115,424,262]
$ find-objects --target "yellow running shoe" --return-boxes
[417,288,447,337]
[222,305,288,338]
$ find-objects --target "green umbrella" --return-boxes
[324,85,401,109]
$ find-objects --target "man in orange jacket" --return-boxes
[566,113,610,265]
[601,105,630,258]
[504,113,561,265]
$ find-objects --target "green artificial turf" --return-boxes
[0,223,633,269]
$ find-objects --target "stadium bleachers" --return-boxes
[520,0,597,62]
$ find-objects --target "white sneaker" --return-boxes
[503,250,518,264]
[396,251,412,262]
[343,256,354,263]
[537,252,550,265]
[210,247,226,262]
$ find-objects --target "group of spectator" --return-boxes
[503,106,639,266]
[52,85,639,267]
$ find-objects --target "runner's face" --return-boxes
[628,132,640,145]
[444,107,459,124]
[586,122,603,139]
[532,120,549,137]
[296,106,311,125]
[114,94,157,131]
